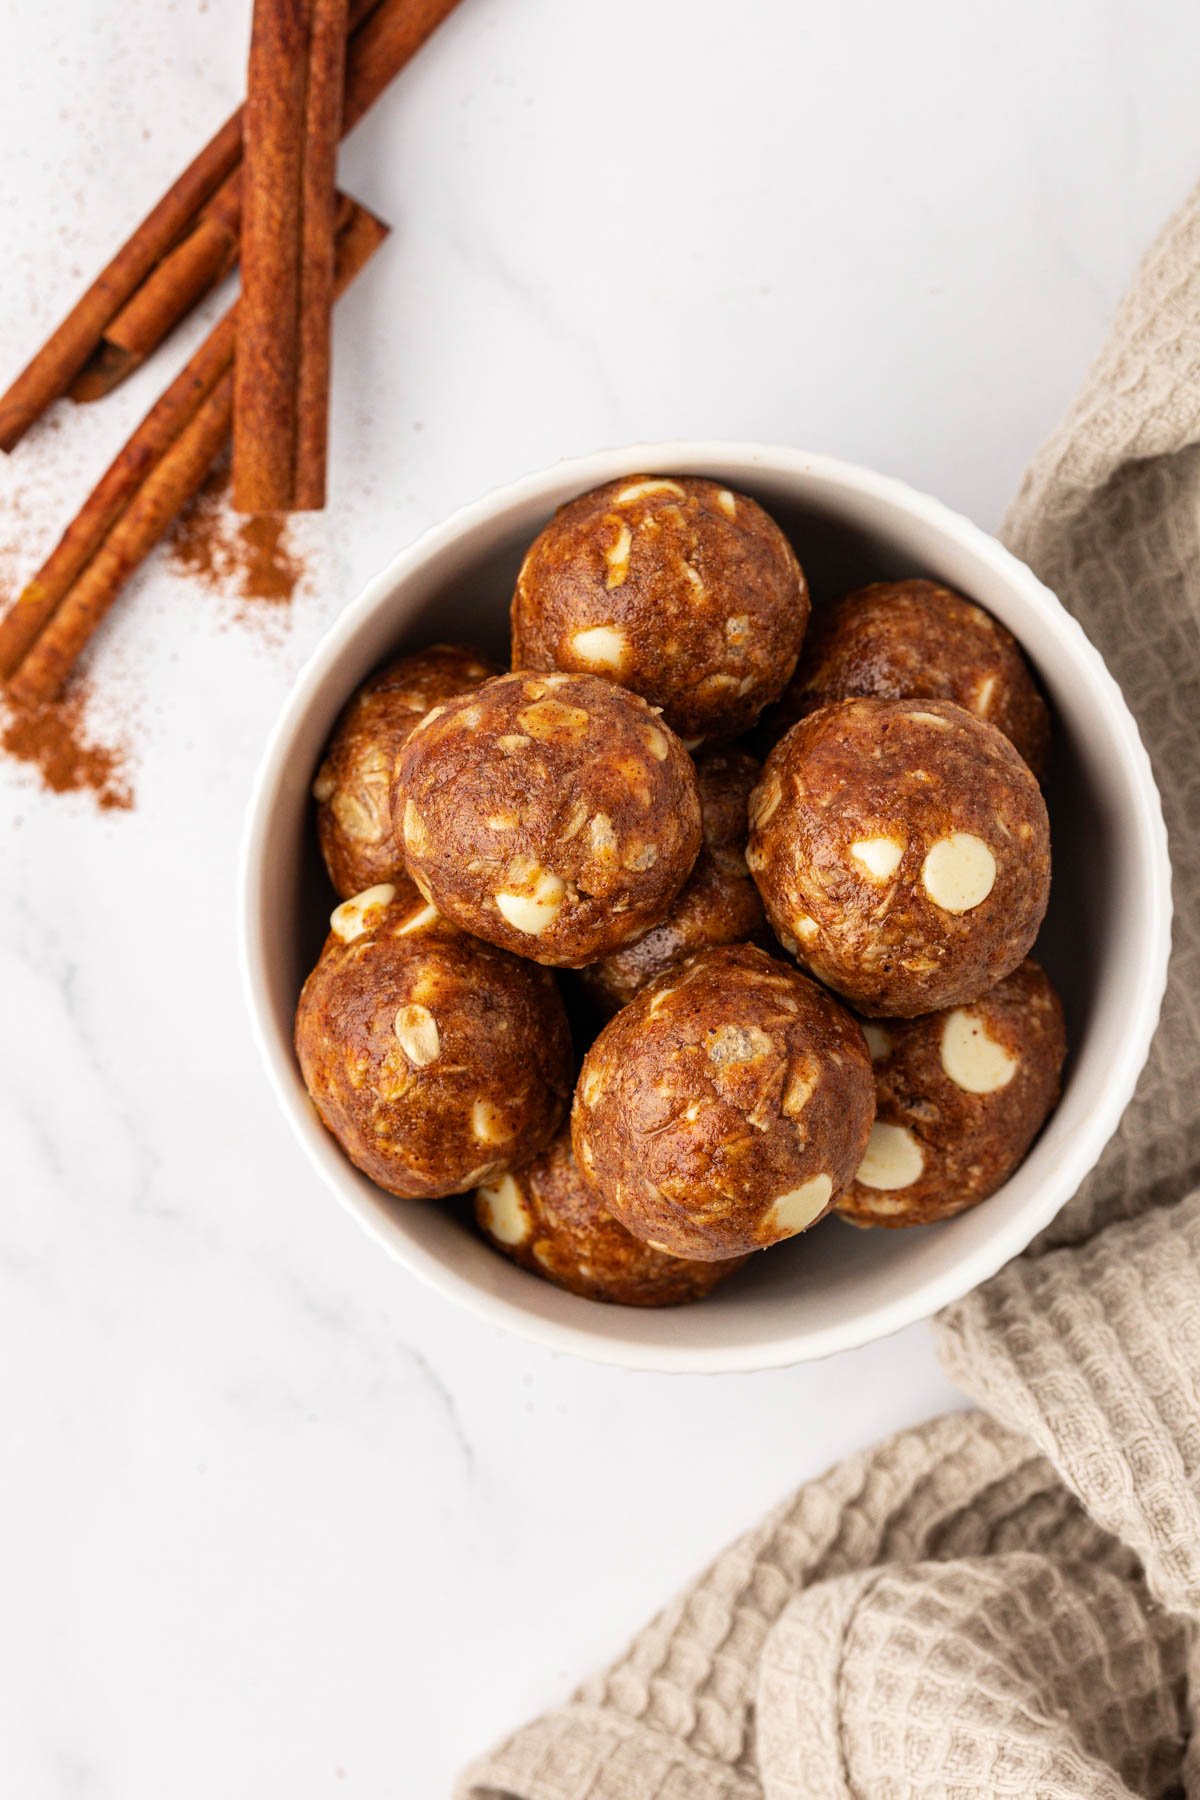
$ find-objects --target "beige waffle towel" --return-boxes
[458,184,1200,1800]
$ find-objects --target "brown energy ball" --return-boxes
[838,960,1067,1228]
[581,747,768,1014]
[748,697,1051,1017]
[313,643,500,899]
[511,475,809,743]
[294,884,572,1199]
[475,1130,748,1306]
[393,670,703,968]
[771,580,1049,778]
[572,944,875,1260]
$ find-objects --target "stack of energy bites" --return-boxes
[295,476,1066,1308]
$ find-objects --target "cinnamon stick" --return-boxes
[0,314,237,679]
[7,375,237,706]
[68,208,241,404]
[339,0,462,131]
[295,0,350,508]
[70,0,379,405]
[0,0,389,436]
[2,201,389,706]
[0,111,243,453]
[65,0,462,406]
[233,0,315,514]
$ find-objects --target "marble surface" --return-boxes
[1,0,1196,1793]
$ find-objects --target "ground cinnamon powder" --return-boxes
[168,462,305,604]
[1,680,132,810]
[1,462,308,809]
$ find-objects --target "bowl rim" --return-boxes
[238,440,1173,1372]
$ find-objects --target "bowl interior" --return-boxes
[246,447,1166,1369]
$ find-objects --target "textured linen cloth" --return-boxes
[458,184,1200,1800]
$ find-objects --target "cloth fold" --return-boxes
[459,179,1200,1800]
[758,1554,1189,1800]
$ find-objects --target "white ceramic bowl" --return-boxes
[239,443,1171,1372]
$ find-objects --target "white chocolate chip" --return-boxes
[330,883,397,942]
[569,624,629,672]
[604,520,633,588]
[517,699,590,740]
[940,1009,1018,1093]
[768,1173,833,1238]
[495,869,566,935]
[776,929,799,955]
[478,1174,532,1246]
[471,1098,511,1144]
[857,1123,925,1191]
[744,842,766,873]
[394,1003,440,1067]
[496,734,531,753]
[642,726,670,761]
[794,916,819,942]
[312,764,336,803]
[862,1023,893,1062]
[614,478,685,505]
[921,834,997,913]
[906,710,950,727]
[396,901,440,936]
[715,488,737,519]
[850,836,905,881]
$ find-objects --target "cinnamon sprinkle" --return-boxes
[0,463,307,810]
[1,679,132,810]
[168,461,305,604]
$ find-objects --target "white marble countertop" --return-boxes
[1,1,1195,1793]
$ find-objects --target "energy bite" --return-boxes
[748,697,1050,1016]
[581,747,768,1014]
[511,475,809,743]
[294,885,572,1199]
[572,944,875,1260]
[313,642,500,899]
[393,670,702,968]
[771,580,1049,778]
[839,960,1066,1227]
[475,1129,748,1306]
